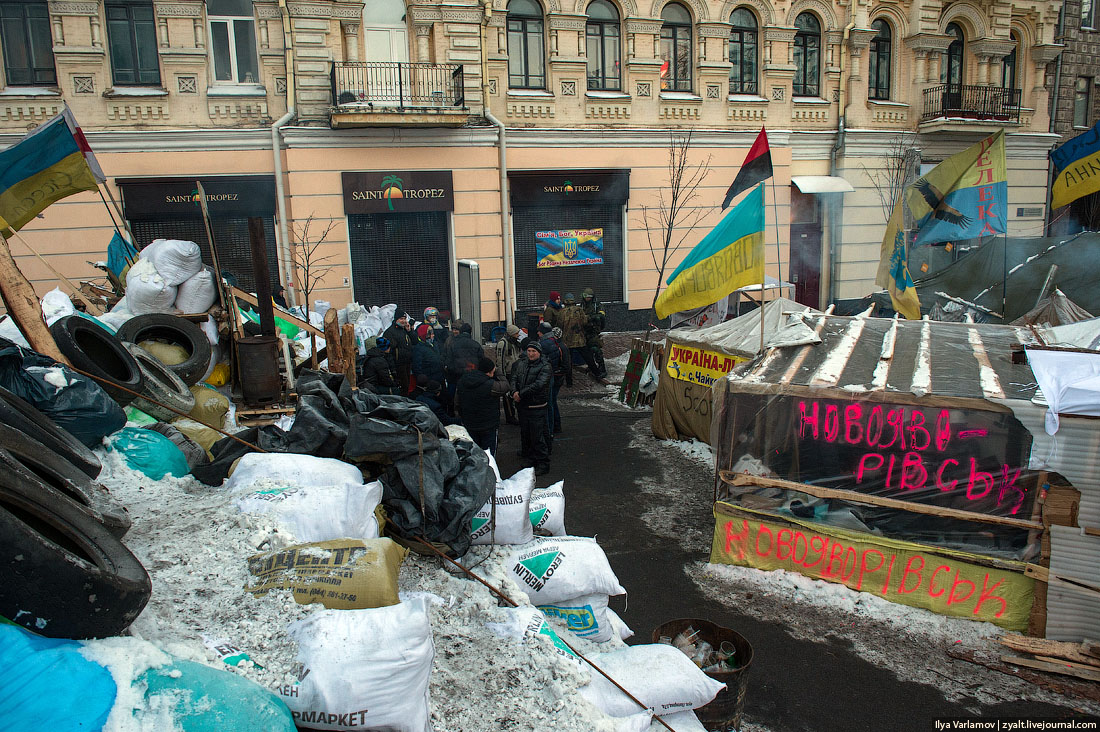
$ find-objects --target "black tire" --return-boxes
[123,342,196,421]
[0,465,150,639]
[49,315,144,406]
[116,314,213,387]
[0,422,131,538]
[0,385,102,478]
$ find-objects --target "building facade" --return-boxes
[0,0,1066,327]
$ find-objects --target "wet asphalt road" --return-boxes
[491,396,1081,732]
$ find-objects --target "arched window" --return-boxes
[660,3,692,92]
[728,8,758,94]
[944,22,964,87]
[793,12,820,97]
[1001,32,1018,89]
[586,0,620,91]
[868,19,891,100]
[507,0,545,89]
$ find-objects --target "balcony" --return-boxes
[329,62,469,128]
[921,84,1021,124]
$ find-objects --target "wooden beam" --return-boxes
[1000,655,1100,683]
[0,234,67,363]
[721,471,1044,531]
[229,285,324,338]
[999,635,1100,668]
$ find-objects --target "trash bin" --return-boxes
[652,618,753,732]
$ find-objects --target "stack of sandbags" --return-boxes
[119,240,217,316]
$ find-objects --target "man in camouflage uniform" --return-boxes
[579,287,608,380]
[558,293,588,358]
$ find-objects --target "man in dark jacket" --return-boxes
[580,288,608,379]
[538,321,570,435]
[457,356,510,454]
[444,321,484,402]
[383,311,417,394]
[510,339,552,475]
[412,324,446,390]
[357,337,401,395]
[415,380,458,425]
[423,306,448,348]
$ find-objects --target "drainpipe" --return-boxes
[272,0,297,305]
[827,14,857,307]
[482,0,513,324]
[1046,5,1066,236]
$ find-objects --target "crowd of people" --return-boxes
[354,291,608,477]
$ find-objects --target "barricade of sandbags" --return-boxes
[530,481,566,536]
[578,644,726,719]
[471,467,535,545]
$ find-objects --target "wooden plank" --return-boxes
[999,635,1100,668]
[340,324,356,384]
[229,285,325,338]
[1000,655,1100,682]
[721,472,1044,531]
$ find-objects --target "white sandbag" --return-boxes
[484,606,583,669]
[578,644,725,718]
[538,593,617,642]
[175,266,217,313]
[506,536,625,605]
[657,710,709,732]
[282,597,434,732]
[0,317,29,347]
[235,480,383,543]
[607,608,635,641]
[472,468,534,545]
[529,482,566,536]
[314,300,331,319]
[125,258,177,315]
[96,309,133,333]
[200,315,220,346]
[225,453,364,493]
[140,238,203,286]
[617,712,654,732]
[41,288,75,324]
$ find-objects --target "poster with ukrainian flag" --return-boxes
[535,228,604,268]
[905,129,1007,246]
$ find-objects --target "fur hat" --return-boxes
[460,322,473,334]
[478,356,495,373]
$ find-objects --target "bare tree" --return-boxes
[637,129,713,315]
[861,133,921,223]
[288,213,341,314]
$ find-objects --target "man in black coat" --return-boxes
[383,311,417,395]
[457,356,510,454]
[538,321,570,435]
[357,337,401,395]
[510,339,552,475]
[412,324,446,388]
[444,320,484,403]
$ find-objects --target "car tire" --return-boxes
[0,422,131,538]
[116,314,213,387]
[0,385,102,478]
[49,316,144,406]
[123,342,196,422]
[0,465,150,639]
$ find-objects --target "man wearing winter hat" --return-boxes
[538,321,569,436]
[423,306,448,348]
[357,337,401,395]
[383,310,417,395]
[510,338,552,475]
[457,356,510,454]
[580,287,608,380]
[494,323,524,425]
[443,319,484,406]
[542,290,564,330]
[412,323,446,401]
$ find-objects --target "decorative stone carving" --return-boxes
[275,77,287,94]
[562,80,576,95]
[106,103,169,122]
[719,0,773,26]
[488,78,498,95]
[786,0,837,30]
[73,76,95,94]
[698,23,732,39]
[409,6,443,23]
[939,4,986,39]
[153,3,204,17]
[659,105,701,121]
[586,103,631,119]
[637,80,651,97]
[549,16,586,31]
[772,86,784,101]
[969,39,1016,61]
[1030,43,1063,65]
[48,2,99,15]
[177,75,197,93]
[572,0,636,13]
[441,8,483,23]
[649,0,708,22]
[507,102,556,118]
[626,19,662,35]
[765,26,797,42]
[707,84,720,98]
[288,4,332,18]
[728,106,767,122]
[256,5,282,19]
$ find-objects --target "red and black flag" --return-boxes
[721,127,773,210]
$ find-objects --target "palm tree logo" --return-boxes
[563,180,574,194]
[381,175,404,210]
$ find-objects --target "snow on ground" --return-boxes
[94,443,691,732]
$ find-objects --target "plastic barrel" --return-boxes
[652,618,753,732]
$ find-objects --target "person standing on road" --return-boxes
[560,293,603,380]
[383,311,417,394]
[443,320,483,405]
[542,291,564,330]
[510,339,552,475]
[423,306,448,348]
[580,288,608,380]
[457,356,510,454]
[538,321,569,435]
[494,323,524,425]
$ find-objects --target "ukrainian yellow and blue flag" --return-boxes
[1050,121,1100,210]
[655,183,764,320]
[0,108,104,232]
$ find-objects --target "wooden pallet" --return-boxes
[236,395,297,426]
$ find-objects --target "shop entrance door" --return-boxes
[789,187,822,308]
[348,211,451,319]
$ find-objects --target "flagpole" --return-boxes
[760,182,767,353]
[5,228,101,313]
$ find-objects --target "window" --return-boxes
[660,3,692,92]
[105,0,160,85]
[586,0,620,91]
[0,1,55,86]
[1075,77,1092,128]
[1001,33,1017,90]
[943,22,963,86]
[868,19,891,100]
[507,0,545,89]
[208,0,258,84]
[728,8,757,94]
[1085,0,1096,29]
[793,12,820,97]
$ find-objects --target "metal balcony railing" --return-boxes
[331,62,466,111]
[921,84,1022,123]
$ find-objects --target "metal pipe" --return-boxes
[827,15,857,308]
[481,1,513,324]
[272,0,296,306]
[1046,4,1066,236]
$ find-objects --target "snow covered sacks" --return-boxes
[281,596,435,732]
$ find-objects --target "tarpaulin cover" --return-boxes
[1011,289,1094,328]
[710,316,1047,562]
[0,337,125,447]
[652,298,820,443]
[195,370,493,557]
